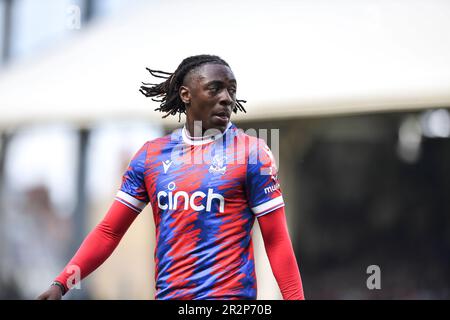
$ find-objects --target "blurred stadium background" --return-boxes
[1,0,450,299]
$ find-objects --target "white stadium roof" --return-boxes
[0,0,450,128]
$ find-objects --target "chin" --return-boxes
[213,123,229,133]
[207,119,229,133]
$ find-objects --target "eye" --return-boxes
[228,87,237,95]
[208,84,220,93]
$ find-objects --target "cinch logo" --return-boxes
[157,182,225,213]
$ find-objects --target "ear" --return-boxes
[179,86,191,105]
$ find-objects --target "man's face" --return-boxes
[180,63,237,133]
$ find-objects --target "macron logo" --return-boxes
[162,160,173,174]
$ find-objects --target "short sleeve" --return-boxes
[115,142,150,213]
[246,138,284,217]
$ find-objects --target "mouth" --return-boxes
[214,111,230,119]
[213,111,230,122]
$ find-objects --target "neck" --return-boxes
[184,118,231,139]
[185,117,205,137]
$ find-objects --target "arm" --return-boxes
[258,206,305,300]
[37,200,139,299]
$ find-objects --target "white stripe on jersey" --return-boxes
[251,196,285,217]
[116,190,147,211]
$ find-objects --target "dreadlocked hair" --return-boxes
[139,54,246,121]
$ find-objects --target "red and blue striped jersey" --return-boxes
[116,122,284,300]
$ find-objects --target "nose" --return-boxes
[219,89,234,107]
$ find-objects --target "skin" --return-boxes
[37,284,63,300]
[180,63,237,137]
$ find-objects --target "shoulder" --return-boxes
[145,132,174,148]
[229,125,266,150]
[138,129,181,153]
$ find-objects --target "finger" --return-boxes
[36,293,48,300]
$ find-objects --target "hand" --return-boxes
[36,284,63,300]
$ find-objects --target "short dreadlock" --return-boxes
[139,54,246,121]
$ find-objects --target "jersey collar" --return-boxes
[182,122,233,146]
